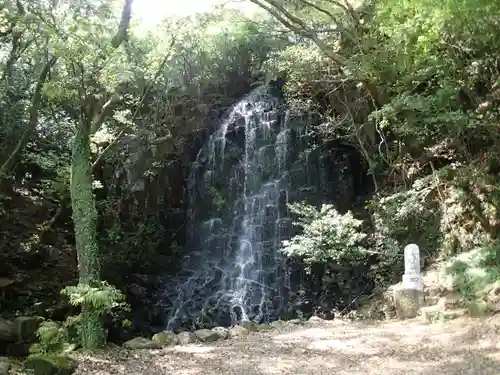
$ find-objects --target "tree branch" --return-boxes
[0,56,58,179]
[111,0,133,48]
[90,94,121,134]
[249,0,347,66]
[91,38,176,169]
[297,0,357,42]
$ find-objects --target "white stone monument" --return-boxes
[394,244,424,319]
[402,244,423,291]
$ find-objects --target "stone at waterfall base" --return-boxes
[123,337,161,350]
[177,332,198,345]
[152,331,178,346]
[239,320,257,332]
[308,316,325,324]
[229,325,249,338]
[23,355,78,375]
[194,329,221,342]
[211,327,229,340]
[269,320,287,330]
[393,287,424,319]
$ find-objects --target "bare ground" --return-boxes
[71,316,500,375]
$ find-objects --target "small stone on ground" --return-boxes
[60,316,500,375]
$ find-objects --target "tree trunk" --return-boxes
[70,118,104,349]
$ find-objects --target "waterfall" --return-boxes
[157,84,370,330]
[164,85,298,329]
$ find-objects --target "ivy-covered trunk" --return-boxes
[70,119,105,349]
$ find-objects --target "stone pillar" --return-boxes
[394,244,424,319]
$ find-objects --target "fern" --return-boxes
[61,281,126,315]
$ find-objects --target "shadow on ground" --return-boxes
[71,316,500,375]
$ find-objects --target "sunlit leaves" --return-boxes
[281,202,368,265]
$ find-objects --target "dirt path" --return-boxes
[73,316,500,375]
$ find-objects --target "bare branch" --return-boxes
[111,0,133,48]
[90,94,121,134]
[249,0,347,66]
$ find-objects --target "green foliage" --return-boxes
[61,282,126,315]
[446,242,500,301]
[368,174,442,250]
[30,320,78,356]
[281,202,368,265]
[58,282,128,349]
[366,0,500,151]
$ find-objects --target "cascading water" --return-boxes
[162,83,366,330]
[164,85,299,330]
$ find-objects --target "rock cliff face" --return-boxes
[144,84,373,331]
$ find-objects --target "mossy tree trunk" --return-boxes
[70,118,104,349]
[66,0,133,350]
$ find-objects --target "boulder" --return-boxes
[307,316,324,324]
[123,337,161,350]
[6,342,31,357]
[0,357,9,375]
[239,320,257,332]
[287,319,304,325]
[177,332,197,345]
[23,355,78,375]
[152,331,178,346]
[194,329,220,343]
[229,325,249,338]
[269,320,287,330]
[211,327,229,340]
[255,323,271,331]
[0,320,16,342]
[16,316,43,343]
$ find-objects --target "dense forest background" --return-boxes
[1,0,500,350]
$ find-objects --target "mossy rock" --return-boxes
[23,355,78,375]
[193,329,220,342]
[7,342,31,357]
[0,319,17,341]
[16,316,44,343]
[239,320,257,332]
[269,320,287,330]
[229,325,249,338]
[177,332,197,345]
[211,327,229,340]
[255,323,271,331]
[123,337,161,350]
[152,331,178,346]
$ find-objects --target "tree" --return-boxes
[68,0,133,349]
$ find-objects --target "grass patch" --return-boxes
[444,241,500,302]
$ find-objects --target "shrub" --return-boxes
[281,202,368,266]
